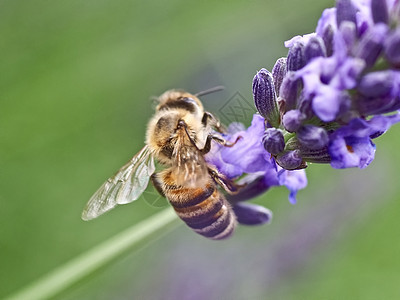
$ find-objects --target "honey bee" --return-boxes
[82,88,242,239]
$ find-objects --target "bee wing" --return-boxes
[173,136,208,186]
[82,145,155,221]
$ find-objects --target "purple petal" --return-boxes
[355,95,400,115]
[278,169,308,204]
[213,114,275,175]
[226,172,278,204]
[329,135,376,169]
[305,36,327,62]
[322,25,335,56]
[384,28,400,67]
[339,21,357,49]
[232,203,273,226]
[316,8,338,37]
[353,23,388,68]
[367,112,400,137]
[331,57,365,90]
[297,125,329,150]
[285,33,316,48]
[328,113,400,169]
[312,86,346,122]
[336,0,358,28]
[282,109,305,132]
[371,0,389,24]
[358,70,395,98]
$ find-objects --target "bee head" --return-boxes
[156,89,204,113]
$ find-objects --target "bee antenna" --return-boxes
[195,86,225,97]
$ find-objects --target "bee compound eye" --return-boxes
[183,97,196,104]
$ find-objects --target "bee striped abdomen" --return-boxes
[166,184,237,240]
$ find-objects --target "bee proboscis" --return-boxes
[82,89,241,240]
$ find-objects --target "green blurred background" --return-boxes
[2,0,400,299]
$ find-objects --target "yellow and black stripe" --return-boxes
[153,173,237,240]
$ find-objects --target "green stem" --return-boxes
[284,131,295,143]
[5,208,179,300]
[371,57,389,71]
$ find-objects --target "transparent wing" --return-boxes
[173,134,208,186]
[82,145,155,221]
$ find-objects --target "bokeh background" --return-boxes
[2,0,400,299]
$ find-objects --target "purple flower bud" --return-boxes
[287,42,306,71]
[384,28,400,67]
[232,203,272,226]
[284,137,331,163]
[339,21,357,49]
[226,173,274,204]
[393,2,400,26]
[355,95,400,115]
[354,24,388,68]
[304,36,327,62]
[263,128,285,154]
[272,57,287,97]
[275,150,304,170]
[371,0,389,24]
[358,71,394,98]
[298,97,314,119]
[282,110,305,132]
[299,146,331,163]
[336,0,357,28]
[297,125,329,150]
[253,69,280,127]
[279,72,301,111]
[322,24,334,56]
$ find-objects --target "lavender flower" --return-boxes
[249,0,400,173]
[206,114,308,206]
[330,113,400,168]
[205,0,400,226]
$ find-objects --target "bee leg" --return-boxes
[208,167,244,194]
[179,120,201,150]
[202,112,226,133]
[212,135,242,147]
[150,173,166,197]
[200,134,242,154]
